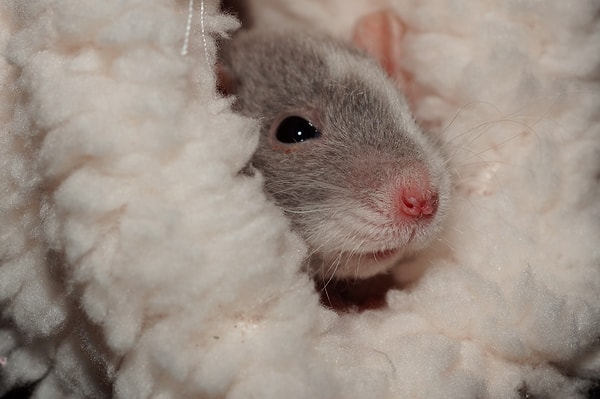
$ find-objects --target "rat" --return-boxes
[220,28,451,281]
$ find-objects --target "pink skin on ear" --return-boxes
[351,10,406,80]
[352,10,423,107]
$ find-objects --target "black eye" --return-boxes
[275,116,321,144]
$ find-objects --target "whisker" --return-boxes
[284,205,339,215]
[439,100,505,136]
[351,236,369,282]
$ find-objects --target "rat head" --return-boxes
[221,30,451,280]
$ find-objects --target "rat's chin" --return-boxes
[312,248,405,280]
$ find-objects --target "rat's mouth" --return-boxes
[364,248,399,261]
[318,248,403,280]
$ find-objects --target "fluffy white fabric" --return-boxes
[0,0,598,398]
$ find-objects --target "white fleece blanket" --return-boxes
[1,0,599,398]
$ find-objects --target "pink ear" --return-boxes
[352,10,406,81]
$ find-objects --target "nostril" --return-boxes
[402,196,420,215]
[399,191,438,217]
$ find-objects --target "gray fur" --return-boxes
[221,29,451,279]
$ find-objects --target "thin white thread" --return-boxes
[199,0,212,70]
[181,0,212,72]
[181,0,194,56]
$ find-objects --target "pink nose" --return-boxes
[398,190,438,217]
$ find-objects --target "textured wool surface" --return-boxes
[0,0,599,398]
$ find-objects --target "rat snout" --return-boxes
[392,166,439,220]
[398,189,439,217]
